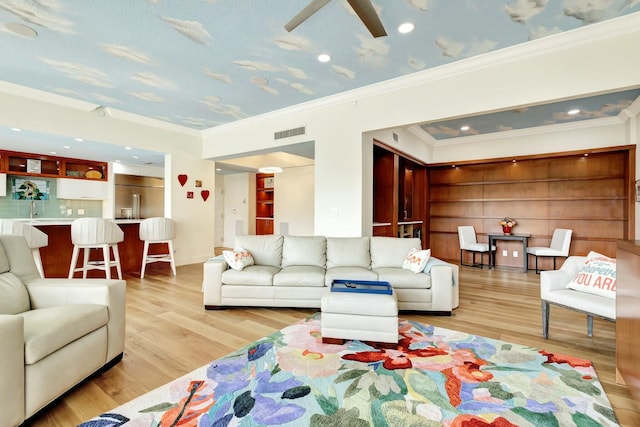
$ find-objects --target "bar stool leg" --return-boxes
[102,245,111,279]
[168,240,176,275]
[83,247,91,279]
[141,240,150,279]
[69,245,80,279]
[112,244,123,280]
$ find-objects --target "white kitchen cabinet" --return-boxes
[0,173,6,197]
[56,178,108,200]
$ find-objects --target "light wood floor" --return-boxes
[29,263,640,426]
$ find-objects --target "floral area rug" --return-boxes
[80,313,618,426]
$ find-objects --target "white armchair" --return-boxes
[0,235,126,427]
[540,255,615,339]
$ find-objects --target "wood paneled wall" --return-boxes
[427,148,635,269]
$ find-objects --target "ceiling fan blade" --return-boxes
[347,0,387,38]
[284,0,332,32]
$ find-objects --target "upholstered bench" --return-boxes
[320,290,398,344]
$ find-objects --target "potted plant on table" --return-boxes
[499,217,517,235]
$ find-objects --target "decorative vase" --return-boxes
[502,226,512,235]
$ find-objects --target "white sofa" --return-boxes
[203,235,459,314]
[0,235,126,427]
[540,255,615,338]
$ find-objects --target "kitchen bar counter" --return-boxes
[6,218,166,278]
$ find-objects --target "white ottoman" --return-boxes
[321,290,399,345]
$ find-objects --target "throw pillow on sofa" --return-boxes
[223,248,254,271]
[566,251,616,299]
[402,248,431,273]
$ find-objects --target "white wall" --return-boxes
[274,165,314,236]
[222,173,252,247]
[202,16,640,238]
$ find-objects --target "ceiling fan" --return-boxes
[285,0,387,38]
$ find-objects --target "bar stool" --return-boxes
[139,217,176,278]
[69,218,124,279]
[0,219,49,278]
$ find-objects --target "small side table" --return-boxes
[488,233,531,273]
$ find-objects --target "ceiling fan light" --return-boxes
[460,125,470,131]
[259,166,283,174]
[567,109,580,115]
[317,54,331,63]
[398,22,415,34]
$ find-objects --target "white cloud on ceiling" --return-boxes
[423,125,462,137]
[101,44,151,64]
[408,56,426,70]
[528,25,562,40]
[496,124,514,132]
[0,0,75,33]
[162,17,211,45]
[435,37,464,58]
[203,68,232,84]
[284,66,308,80]
[90,93,120,104]
[563,0,617,24]
[131,72,175,89]
[41,58,113,88]
[331,65,356,79]
[273,33,313,51]
[128,91,164,102]
[200,95,248,120]
[290,82,314,95]
[407,0,430,11]
[233,60,280,72]
[179,116,223,128]
[504,0,548,24]
[466,38,499,57]
[355,35,390,65]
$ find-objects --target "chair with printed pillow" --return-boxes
[540,251,616,338]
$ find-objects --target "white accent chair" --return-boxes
[69,218,124,279]
[0,219,48,278]
[458,226,495,268]
[526,228,573,274]
[139,217,176,278]
[540,255,615,338]
[0,234,125,427]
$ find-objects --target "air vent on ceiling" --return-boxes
[274,126,305,140]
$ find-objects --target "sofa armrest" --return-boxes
[203,258,229,308]
[540,256,584,299]
[0,315,25,427]
[428,260,459,312]
[25,279,126,362]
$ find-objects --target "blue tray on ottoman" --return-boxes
[330,279,392,295]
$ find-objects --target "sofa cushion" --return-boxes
[325,266,378,287]
[0,272,31,315]
[235,235,283,267]
[402,248,431,273]
[371,237,422,269]
[222,248,254,271]
[374,267,431,289]
[20,304,108,364]
[281,236,326,268]
[566,251,616,300]
[274,266,326,287]
[326,237,370,269]
[222,265,280,286]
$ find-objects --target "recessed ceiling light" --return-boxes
[50,151,57,155]
[258,166,283,174]
[460,125,470,131]
[215,168,222,171]
[317,54,331,63]
[568,109,580,115]
[75,138,83,142]
[125,146,132,150]
[132,156,139,159]
[115,160,121,163]
[11,127,21,132]
[63,145,71,149]
[398,22,415,34]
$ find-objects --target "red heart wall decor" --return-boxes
[201,190,210,202]
[178,174,188,187]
